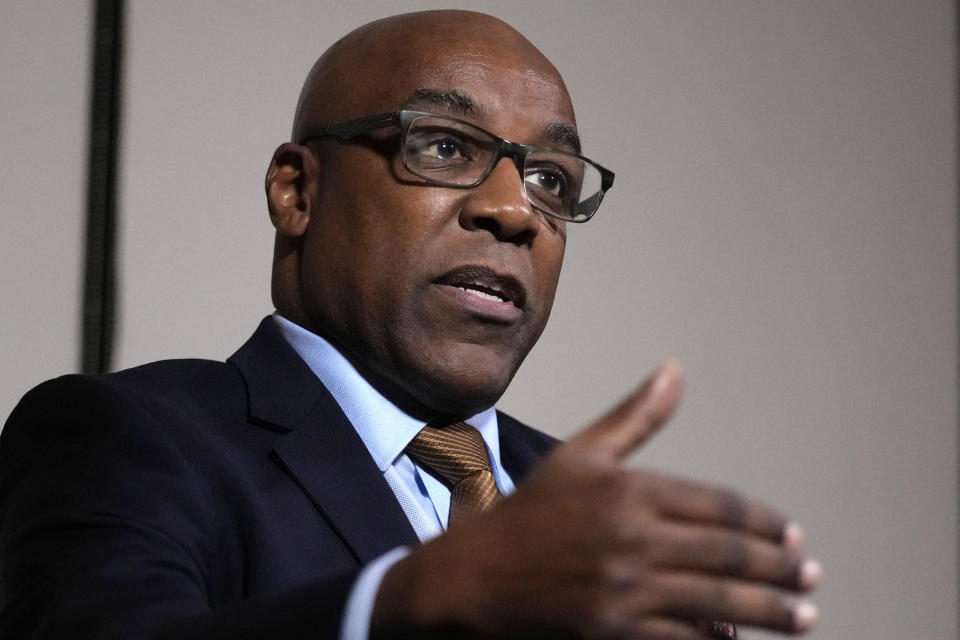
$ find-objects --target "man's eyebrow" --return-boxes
[403,89,478,115]
[546,122,581,155]
[402,88,582,154]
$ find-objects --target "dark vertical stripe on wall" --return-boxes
[81,0,124,374]
[954,1,959,634]
[955,0,959,635]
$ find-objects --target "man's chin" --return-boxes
[404,377,510,420]
[388,355,519,420]
[397,343,526,418]
[334,328,528,419]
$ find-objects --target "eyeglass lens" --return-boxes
[401,114,602,222]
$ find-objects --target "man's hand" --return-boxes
[373,361,821,639]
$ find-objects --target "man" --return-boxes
[0,10,820,639]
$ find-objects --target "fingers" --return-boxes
[647,475,791,544]
[584,472,821,635]
[565,359,684,463]
[639,520,822,592]
[644,572,819,634]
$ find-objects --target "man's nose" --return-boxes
[458,158,539,245]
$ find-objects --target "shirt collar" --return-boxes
[271,313,501,472]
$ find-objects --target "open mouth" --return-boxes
[436,265,526,310]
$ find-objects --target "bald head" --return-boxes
[291,10,574,142]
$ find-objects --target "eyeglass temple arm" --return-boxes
[297,112,399,144]
[599,166,615,191]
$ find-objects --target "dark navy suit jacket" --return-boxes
[0,318,556,639]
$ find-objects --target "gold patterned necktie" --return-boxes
[405,420,502,527]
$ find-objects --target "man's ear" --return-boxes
[265,142,319,238]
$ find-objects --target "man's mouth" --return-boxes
[435,265,527,318]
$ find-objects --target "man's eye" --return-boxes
[525,169,565,196]
[421,136,466,159]
[434,138,460,158]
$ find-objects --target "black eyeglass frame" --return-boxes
[297,109,615,223]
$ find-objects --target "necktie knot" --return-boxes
[405,420,501,525]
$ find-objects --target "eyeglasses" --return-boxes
[298,110,614,223]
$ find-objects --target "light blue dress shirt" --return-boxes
[272,314,515,638]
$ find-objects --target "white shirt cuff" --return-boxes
[339,546,412,640]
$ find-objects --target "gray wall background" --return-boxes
[2,1,956,638]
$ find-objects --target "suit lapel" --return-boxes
[229,318,420,564]
[497,411,558,484]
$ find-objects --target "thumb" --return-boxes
[563,359,684,464]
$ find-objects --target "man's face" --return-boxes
[298,30,574,417]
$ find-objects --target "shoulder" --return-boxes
[1,358,246,459]
[7,357,241,414]
[0,358,256,554]
[13,358,236,399]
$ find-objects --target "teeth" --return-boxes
[468,279,504,295]
[458,286,505,302]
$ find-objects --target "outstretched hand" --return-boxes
[373,361,821,639]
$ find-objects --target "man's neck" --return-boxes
[274,311,496,421]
